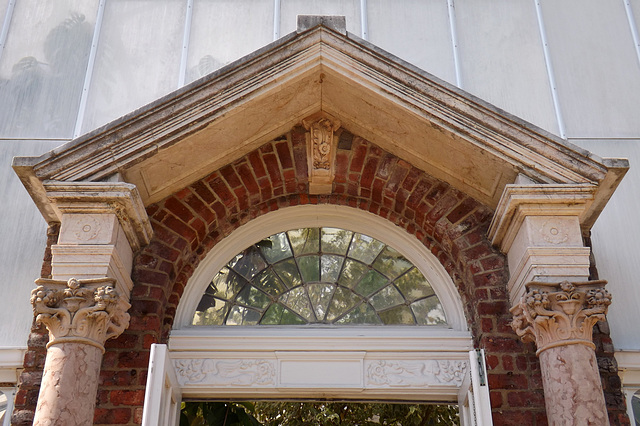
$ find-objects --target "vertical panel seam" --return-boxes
[0,0,16,64]
[73,0,107,139]
[178,0,195,88]
[622,0,640,69]
[273,0,281,40]
[360,0,368,40]
[447,0,462,88]
[534,0,566,139]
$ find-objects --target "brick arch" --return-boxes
[95,127,546,424]
[137,127,504,340]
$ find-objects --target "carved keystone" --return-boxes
[302,112,341,194]
[510,280,610,354]
[31,277,130,352]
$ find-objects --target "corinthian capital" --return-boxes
[31,277,130,352]
[510,280,611,354]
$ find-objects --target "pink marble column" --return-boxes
[30,277,130,426]
[511,280,611,426]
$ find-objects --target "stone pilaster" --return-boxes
[31,277,130,426]
[511,280,611,425]
[29,181,152,425]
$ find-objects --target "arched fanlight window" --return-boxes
[193,227,446,326]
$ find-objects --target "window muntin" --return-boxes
[193,227,446,326]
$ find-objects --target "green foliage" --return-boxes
[181,401,458,426]
[180,401,261,426]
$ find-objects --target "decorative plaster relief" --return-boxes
[31,277,130,351]
[365,360,467,387]
[510,280,611,354]
[540,219,570,245]
[173,359,276,387]
[303,112,341,194]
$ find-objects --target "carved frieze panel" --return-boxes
[365,360,467,388]
[173,359,276,387]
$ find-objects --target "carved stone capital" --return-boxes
[31,277,130,352]
[303,112,341,194]
[510,280,610,354]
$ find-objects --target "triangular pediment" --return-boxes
[14,22,627,228]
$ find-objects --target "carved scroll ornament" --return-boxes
[31,277,130,351]
[510,280,611,354]
[303,113,341,194]
[365,360,467,387]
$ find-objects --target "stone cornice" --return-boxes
[43,181,152,251]
[488,184,597,252]
[510,280,610,355]
[12,25,626,219]
[31,277,130,352]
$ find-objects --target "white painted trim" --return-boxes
[174,204,468,331]
[360,0,368,40]
[273,0,281,40]
[469,349,493,426]
[141,344,181,426]
[178,0,194,87]
[0,0,16,64]
[0,387,16,426]
[0,347,25,384]
[623,0,640,70]
[616,350,640,387]
[169,327,472,352]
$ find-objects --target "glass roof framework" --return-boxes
[193,227,447,326]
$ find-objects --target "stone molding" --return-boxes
[31,277,130,352]
[488,184,597,252]
[302,112,341,194]
[510,280,611,354]
[44,181,152,251]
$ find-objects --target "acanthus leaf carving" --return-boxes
[510,280,611,354]
[31,277,130,351]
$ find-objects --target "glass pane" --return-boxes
[348,233,385,264]
[226,305,261,325]
[308,283,335,321]
[0,0,99,137]
[192,226,448,327]
[455,0,558,134]
[298,255,320,282]
[280,287,315,322]
[273,259,302,288]
[210,268,245,300]
[379,305,416,325]
[395,268,435,302]
[229,248,267,280]
[336,303,381,325]
[288,228,319,255]
[280,0,361,36]
[193,298,228,325]
[541,0,640,137]
[261,303,306,325]
[82,0,186,133]
[260,232,293,264]
[338,259,368,288]
[236,285,271,311]
[0,389,7,424]
[321,228,353,255]
[354,270,387,297]
[321,255,344,283]
[326,287,361,322]
[367,0,455,84]
[411,297,447,326]
[186,0,273,84]
[254,269,287,297]
[369,285,404,311]
[372,246,412,279]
